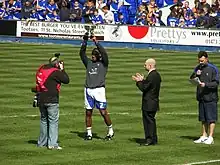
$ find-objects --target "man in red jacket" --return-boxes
[33,54,70,150]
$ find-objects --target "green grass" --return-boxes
[0,42,220,165]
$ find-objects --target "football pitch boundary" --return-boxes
[0,112,198,118]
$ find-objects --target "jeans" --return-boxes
[37,103,59,147]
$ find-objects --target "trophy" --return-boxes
[84,25,96,39]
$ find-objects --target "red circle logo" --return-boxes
[128,26,149,39]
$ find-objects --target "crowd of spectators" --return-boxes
[167,0,220,28]
[0,0,219,28]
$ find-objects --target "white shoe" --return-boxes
[194,136,208,144]
[48,146,63,150]
[204,136,214,145]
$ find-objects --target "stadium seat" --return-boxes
[109,1,118,12]
[118,5,129,22]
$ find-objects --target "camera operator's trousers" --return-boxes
[38,103,59,147]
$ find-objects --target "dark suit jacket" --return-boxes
[136,70,162,111]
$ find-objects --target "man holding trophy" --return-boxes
[79,26,114,141]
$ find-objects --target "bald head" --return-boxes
[144,58,156,71]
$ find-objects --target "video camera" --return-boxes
[54,53,61,58]
[84,25,96,39]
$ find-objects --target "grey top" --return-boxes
[80,41,108,88]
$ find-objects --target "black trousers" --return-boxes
[142,110,157,144]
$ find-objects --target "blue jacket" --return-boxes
[191,63,219,102]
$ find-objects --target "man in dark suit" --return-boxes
[132,58,162,146]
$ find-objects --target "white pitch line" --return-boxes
[0,112,197,118]
[164,112,197,115]
[182,159,220,165]
[0,112,130,118]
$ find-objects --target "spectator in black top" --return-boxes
[57,0,70,21]
[69,0,82,22]
[82,0,95,23]
[196,9,208,28]
[21,0,34,19]
[198,0,211,11]
[33,55,69,150]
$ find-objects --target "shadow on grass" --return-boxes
[128,138,146,144]
[27,140,61,145]
[27,140,37,144]
[179,136,198,140]
[70,131,103,140]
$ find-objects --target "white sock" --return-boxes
[86,127,92,136]
[108,125,114,136]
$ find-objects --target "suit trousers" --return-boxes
[142,110,157,144]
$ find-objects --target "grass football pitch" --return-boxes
[0,42,220,165]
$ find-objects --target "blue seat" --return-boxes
[110,1,119,11]
[118,5,129,21]
[128,16,135,24]
[128,5,136,15]
[123,0,136,6]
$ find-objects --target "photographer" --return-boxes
[79,31,114,141]
[32,54,70,150]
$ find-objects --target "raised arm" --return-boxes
[80,36,89,68]
[92,37,108,67]
[54,70,70,84]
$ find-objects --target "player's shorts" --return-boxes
[84,87,107,110]
[198,101,218,123]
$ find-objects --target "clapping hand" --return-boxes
[199,82,205,87]
[132,73,144,82]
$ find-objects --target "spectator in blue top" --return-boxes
[187,14,196,27]
[178,17,187,27]
[30,9,39,20]
[82,0,95,23]
[91,9,104,24]
[7,0,21,19]
[36,0,47,20]
[134,4,147,25]
[45,0,60,21]
[167,10,179,27]
[108,0,118,12]
[0,1,9,19]
[136,13,148,25]
[183,1,193,18]
[115,12,127,24]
